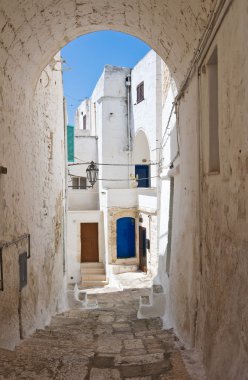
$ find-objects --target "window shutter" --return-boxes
[137,82,144,103]
[80,177,87,189]
[71,177,87,189]
[67,125,74,162]
[83,115,87,130]
[72,177,78,189]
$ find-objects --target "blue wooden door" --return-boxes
[117,217,135,258]
[135,165,150,187]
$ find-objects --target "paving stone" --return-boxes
[112,322,131,332]
[119,359,171,378]
[113,332,134,340]
[121,349,147,356]
[115,315,128,322]
[125,377,152,380]
[124,338,144,350]
[92,355,115,368]
[96,324,113,335]
[90,368,121,379]
[97,336,123,353]
[98,315,115,323]
[115,352,165,365]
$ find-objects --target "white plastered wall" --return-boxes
[67,211,104,284]
[0,54,66,350]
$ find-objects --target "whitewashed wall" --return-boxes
[95,66,131,190]
[156,63,178,322]
[0,54,66,350]
[67,211,104,283]
[67,130,99,210]
[131,50,161,187]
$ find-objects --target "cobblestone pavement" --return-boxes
[0,289,191,379]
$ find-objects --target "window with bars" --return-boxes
[136,81,144,104]
[71,177,87,189]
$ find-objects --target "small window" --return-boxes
[137,81,144,104]
[83,115,87,130]
[71,177,87,189]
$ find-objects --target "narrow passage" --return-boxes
[0,289,190,379]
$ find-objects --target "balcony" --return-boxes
[68,190,99,211]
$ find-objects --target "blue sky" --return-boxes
[62,31,151,125]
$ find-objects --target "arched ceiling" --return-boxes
[0,0,218,87]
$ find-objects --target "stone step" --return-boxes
[81,267,105,274]
[16,337,87,351]
[81,279,109,288]
[81,262,104,268]
[82,273,106,281]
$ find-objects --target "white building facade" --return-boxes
[67,50,175,287]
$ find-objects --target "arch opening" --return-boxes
[0,1,217,90]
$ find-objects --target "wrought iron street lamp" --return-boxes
[86,161,99,188]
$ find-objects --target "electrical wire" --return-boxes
[69,157,159,167]
[97,176,159,181]
[68,172,158,182]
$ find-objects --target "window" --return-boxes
[136,81,144,103]
[83,115,87,130]
[71,177,87,189]
[208,47,220,172]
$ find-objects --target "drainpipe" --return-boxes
[94,102,97,137]
[125,73,131,188]
[63,96,67,276]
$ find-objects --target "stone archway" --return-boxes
[0,1,216,88]
[1,2,247,379]
[0,0,221,351]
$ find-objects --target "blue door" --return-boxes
[117,217,135,258]
[135,165,150,187]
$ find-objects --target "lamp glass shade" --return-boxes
[86,161,99,188]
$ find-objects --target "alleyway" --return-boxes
[0,288,191,380]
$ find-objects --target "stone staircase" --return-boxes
[81,262,108,288]
[0,289,192,380]
[137,284,166,319]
